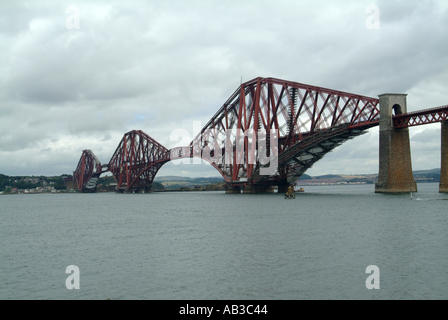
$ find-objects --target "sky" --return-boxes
[0,0,447,178]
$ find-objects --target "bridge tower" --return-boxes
[440,121,448,193]
[375,94,417,193]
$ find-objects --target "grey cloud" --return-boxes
[1,0,447,176]
[378,0,442,25]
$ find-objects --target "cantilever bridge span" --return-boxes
[73,77,448,193]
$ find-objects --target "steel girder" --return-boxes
[108,130,170,191]
[73,150,103,192]
[393,105,448,128]
[187,77,380,185]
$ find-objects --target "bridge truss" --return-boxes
[73,77,447,193]
[393,105,448,128]
[182,77,381,187]
[107,130,171,192]
[73,150,105,192]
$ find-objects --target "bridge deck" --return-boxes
[393,105,448,128]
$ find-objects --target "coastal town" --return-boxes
[0,174,72,195]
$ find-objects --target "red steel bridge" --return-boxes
[73,77,448,193]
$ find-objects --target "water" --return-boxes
[1,183,447,300]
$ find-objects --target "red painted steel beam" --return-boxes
[393,105,448,128]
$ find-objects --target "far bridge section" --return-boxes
[73,150,108,192]
[108,130,170,193]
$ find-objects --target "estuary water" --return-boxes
[1,183,447,300]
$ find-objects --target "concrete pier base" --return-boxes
[225,184,242,194]
[117,187,153,194]
[375,94,417,193]
[225,183,275,194]
[440,121,448,193]
[242,184,275,194]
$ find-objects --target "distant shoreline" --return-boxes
[2,181,443,196]
[1,169,441,195]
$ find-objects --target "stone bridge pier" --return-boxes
[440,121,448,193]
[375,94,417,193]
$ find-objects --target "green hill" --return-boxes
[314,174,345,180]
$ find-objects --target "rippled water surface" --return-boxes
[1,183,447,300]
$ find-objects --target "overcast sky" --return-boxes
[0,0,447,178]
